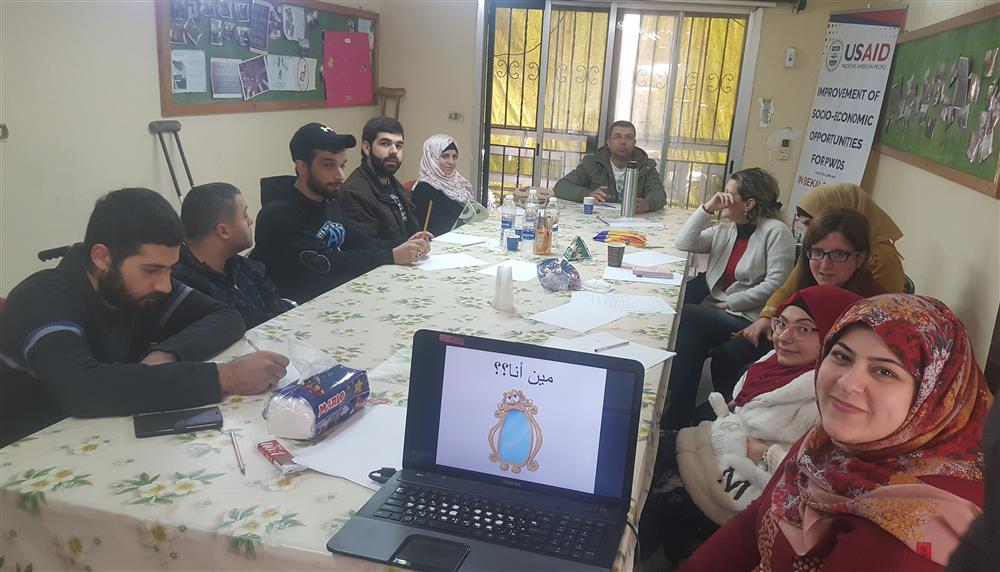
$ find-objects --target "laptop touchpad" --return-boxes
[390,535,470,571]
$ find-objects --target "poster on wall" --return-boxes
[323,31,373,107]
[789,8,908,216]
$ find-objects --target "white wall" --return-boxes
[0,0,382,293]
[374,0,479,184]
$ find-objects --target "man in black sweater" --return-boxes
[251,122,430,303]
[0,188,289,446]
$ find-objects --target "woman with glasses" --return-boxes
[739,208,885,358]
[640,285,862,564]
[682,294,992,571]
[662,168,795,430]
[792,183,905,292]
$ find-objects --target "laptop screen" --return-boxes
[404,330,643,507]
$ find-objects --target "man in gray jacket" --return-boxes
[553,120,667,213]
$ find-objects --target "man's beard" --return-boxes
[307,171,340,200]
[96,265,166,311]
[369,152,400,177]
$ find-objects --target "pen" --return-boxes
[596,216,610,225]
[594,341,630,353]
[230,431,246,475]
[245,337,262,352]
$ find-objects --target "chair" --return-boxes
[903,274,915,294]
[375,87,406,119]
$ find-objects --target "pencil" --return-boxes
[423,201,433,234]
[230,431,246,475]
[594,341,630,353]
[245,337,262,352]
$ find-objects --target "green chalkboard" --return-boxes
[876,6,999,196]
[155,0,378,117]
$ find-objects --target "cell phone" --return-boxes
[133,406,223,439]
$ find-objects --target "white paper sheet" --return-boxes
[478,260,538,282]
[529,302,628,333]
[603,266,683,286]
[171,50,207,93]
[433,232,489,246]
[293,406,406,491]
[413,253,489,272]
[545,332,676,370]
[622,251,687,267]
[571,291,675,314]
[607,217,664,229]
[209,58,243,98]
[281,4,306,40]
[265,55,316,91]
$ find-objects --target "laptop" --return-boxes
[327,329,645,571]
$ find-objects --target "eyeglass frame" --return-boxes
[771,316,819,340]
[803,247,861,263]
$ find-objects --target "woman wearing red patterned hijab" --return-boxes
[683,294,993,571]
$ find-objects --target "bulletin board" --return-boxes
[155,0,378,117]
[874,4,1000,198]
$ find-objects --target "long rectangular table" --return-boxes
[0,202,690,571]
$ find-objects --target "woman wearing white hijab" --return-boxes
[411,134,476,236]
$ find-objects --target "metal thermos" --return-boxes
[621,161,639,217]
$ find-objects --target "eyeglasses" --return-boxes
[772,317,818,340]
[804,247,858,263]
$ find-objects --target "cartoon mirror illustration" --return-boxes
[488,389,543,473]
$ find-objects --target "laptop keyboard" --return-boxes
[373,483,607,563]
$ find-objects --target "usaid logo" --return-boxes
[827,40,892,70]
[826,39,844,71]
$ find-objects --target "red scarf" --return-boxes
[768,294,993,564]
[735,285,864,406]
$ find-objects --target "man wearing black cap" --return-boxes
[251,123,430,304]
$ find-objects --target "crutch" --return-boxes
[149,120,195,205]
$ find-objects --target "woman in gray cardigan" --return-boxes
[661,168,794,430]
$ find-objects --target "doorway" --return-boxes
[481,1,757,209]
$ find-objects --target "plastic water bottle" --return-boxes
[533,200,551,255]
[547,197,560,250]
[500,194,516,241]
[522,189,539,247]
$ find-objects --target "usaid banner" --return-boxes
[789,9,907,216]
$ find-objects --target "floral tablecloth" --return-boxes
[1,202,692,571]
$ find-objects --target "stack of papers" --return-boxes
[293,406,407,491]
[433,232,489,246]
[603,266,683,286]
[478,260,538,282]
[607,217,664,229]
[544,332,676,370]
[529,302,629,333]
[622,251,686,267]
[414,253,488,271]
[571,291,676,314]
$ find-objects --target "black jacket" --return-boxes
[340,162,419,242]
[250,176,398,303]
[0,244,243,445]
[172,245,293,329]
[411,182,466,237]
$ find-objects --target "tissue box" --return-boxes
[263,365,370,440]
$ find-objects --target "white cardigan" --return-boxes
[674,351,818,524]
[675,207,794,321]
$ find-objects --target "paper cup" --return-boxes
[506,236,521,251]
[583,197,595,214]
[607,244,625,267]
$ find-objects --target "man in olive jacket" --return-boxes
[554,120,666,213]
